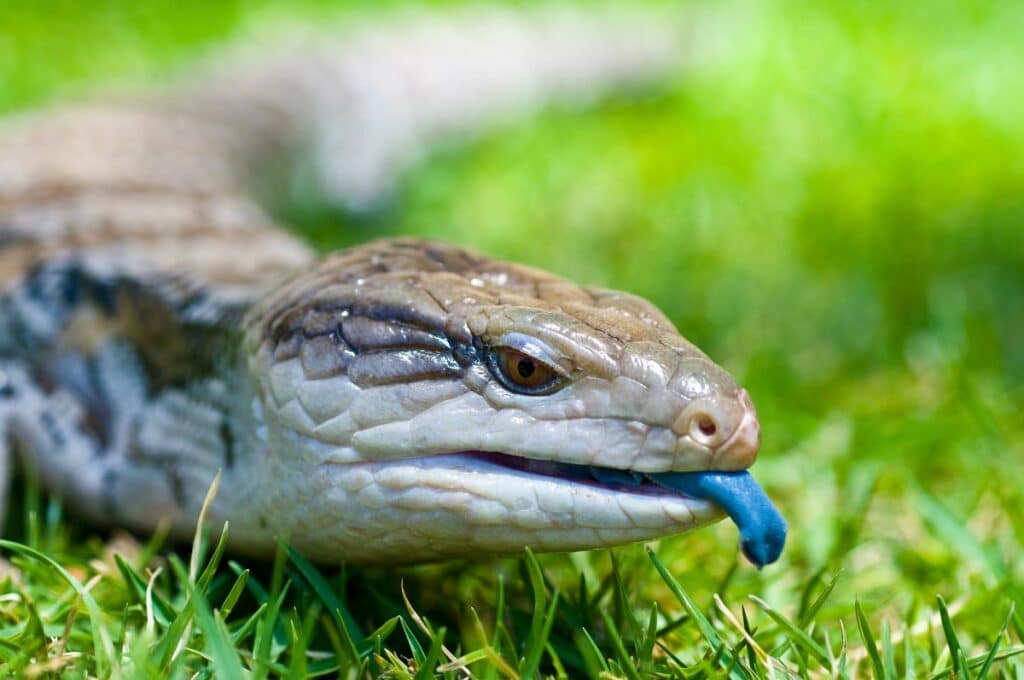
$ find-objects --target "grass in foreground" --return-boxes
[2,481,1021,678]
[1,0,1023,677]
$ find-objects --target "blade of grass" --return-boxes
[0,539,115,676]
[916,490,1005,582]
[882,619,896,679]
[284,550,365,670]
[220,568,249,620]
[196,521,231,595]
[751,595,829,667]
[637,604,658,670]
[359,615,401,657]
[574,627,608,678]
[936,595,967,679]
[519,548,550,678]
[251,581,291,680]
[645,547,720,647]
[904,628,914,680]
[190,578,246,680]
[189,471,221,583]
[800,571,843,628]
[929,646,1024,680]
[976,603,1014,680]
[855,600,885,679]
[609,551,640,644]
[231,602,267,646]
[520,589,559,680]
[414,626,446,680]
[287,609,308,679]
[114,553,173,624]
[599,608,641,680]
[322,613,365,678]
[286,545,362,640]
[400,616,427,666]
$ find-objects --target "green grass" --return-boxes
[2,0,1023,677]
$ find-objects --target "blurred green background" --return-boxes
[2,0,1023,674]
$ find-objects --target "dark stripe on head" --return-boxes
[347,349,460,387]
[340,316,450,352]
[300,333,355,379]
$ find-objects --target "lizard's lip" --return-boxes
[465,451,679,496]
[463,451,786,567]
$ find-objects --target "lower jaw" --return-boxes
[302,450,726,563]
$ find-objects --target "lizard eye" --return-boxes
[488,347,565,395]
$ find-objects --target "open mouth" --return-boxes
[465,451,678,496]
[463,450,787,568]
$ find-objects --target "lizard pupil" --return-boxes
[487,346,565,395]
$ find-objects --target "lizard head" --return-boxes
[246,239,779,564]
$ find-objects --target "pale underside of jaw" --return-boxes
[319,449,786,567]
[306,451,720,563]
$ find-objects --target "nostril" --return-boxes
[689,412,720,445]
[697,415,717,438]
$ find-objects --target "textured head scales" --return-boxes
[249,238,759,474]
[239,239,763,561]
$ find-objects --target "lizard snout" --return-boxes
[711,389,760,470]
[673,389,761,470]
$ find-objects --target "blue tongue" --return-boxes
[647,470,787,568]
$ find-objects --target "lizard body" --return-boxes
[0,6,785,566]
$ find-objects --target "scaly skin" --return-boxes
[0,7,774,565]
[238,239,761,562]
